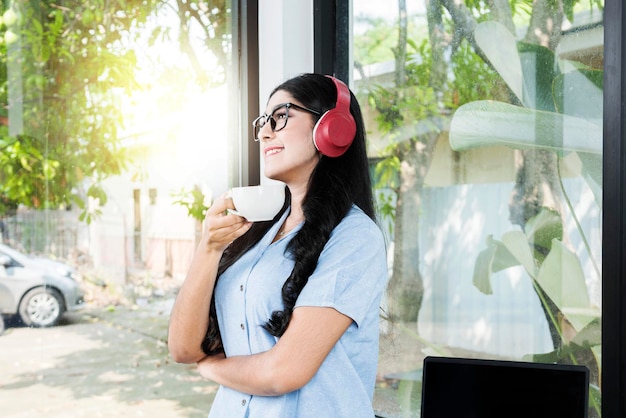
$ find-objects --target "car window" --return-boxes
[0,252,19,268]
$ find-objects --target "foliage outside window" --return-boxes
[0,0,230,222]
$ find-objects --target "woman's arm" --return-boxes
[168,194,251,364]
[196,305,352,395]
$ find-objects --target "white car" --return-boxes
[0,244,85,328]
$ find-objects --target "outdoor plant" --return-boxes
[0,0,230,223]
[172,185,211,247]
[172,186,210,222]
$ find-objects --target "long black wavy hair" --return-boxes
[201,73,375,355]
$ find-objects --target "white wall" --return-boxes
[258,0,314,106]
[257,0,315,184]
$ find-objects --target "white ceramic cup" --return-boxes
[229,184,285,222]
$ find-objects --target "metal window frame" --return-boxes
[602,0,626,416]
[313,0,350,82]
[232,0,260,187]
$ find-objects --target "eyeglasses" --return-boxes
[252,102,321,141]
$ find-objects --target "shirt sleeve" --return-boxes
[294,208,388,327]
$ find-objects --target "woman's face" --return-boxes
[259,90,320,186]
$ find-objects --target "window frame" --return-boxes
[313,0,350,82]
[232,0,260,186]
[601,0,626,416]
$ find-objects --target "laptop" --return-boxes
[420,356,590,418]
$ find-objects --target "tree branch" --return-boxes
[175,0,209,85]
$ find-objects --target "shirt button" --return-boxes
[241,399,247,406]
[240,284,244,291]
[240,323,245,330]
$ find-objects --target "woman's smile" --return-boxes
[264,145,283,157]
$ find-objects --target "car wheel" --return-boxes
[19,287,65,327]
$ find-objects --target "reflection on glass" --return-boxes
[353,1,603,416]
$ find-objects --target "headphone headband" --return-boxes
[312,76,357,157]
[330,76,352,115]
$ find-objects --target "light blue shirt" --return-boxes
[208,205,388,418]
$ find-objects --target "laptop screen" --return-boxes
[420,356,589,418]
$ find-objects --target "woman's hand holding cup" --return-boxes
[202,193,252,253]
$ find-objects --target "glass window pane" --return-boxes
[0,0,234,415]
[352,1,603,417]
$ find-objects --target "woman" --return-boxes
[168,73,388,417]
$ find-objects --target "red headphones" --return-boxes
[312,76,357,157]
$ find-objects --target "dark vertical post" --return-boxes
[313,0,350,83]
[314,0,335,76]
[244,0,259,185]
[602,0,626,416]
[333,0,350,82]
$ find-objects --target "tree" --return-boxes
[359,0,501,323]
[0,0,230,221]
[0,0,153,219]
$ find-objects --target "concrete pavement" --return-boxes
[0,299,217,418]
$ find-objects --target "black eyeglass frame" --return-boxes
[252,102,321,141]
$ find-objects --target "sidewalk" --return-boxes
[0,299,217,418]
[0,287,420,418]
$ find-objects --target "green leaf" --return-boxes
[517,42,559,112]
[474,22,560,112]
[449,100,601,155]
[524,208,563,263]
[30,17,43,36]
[563,0,576,21]
[87,184,107,205]
[571,317,601,348]
[501,230,537,277]
[374,156,401,189]
[553,69,603,119]
[82,9,94,26]
[474,21,524,103]
[473,241,497,294]
[577,152,602,207]
[473,235,521,294]
[526,341,593,363]
[536,239,594,332]
[71,195,86,210]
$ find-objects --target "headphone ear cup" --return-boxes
[313,76,357,158]
[313,109,357,157]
